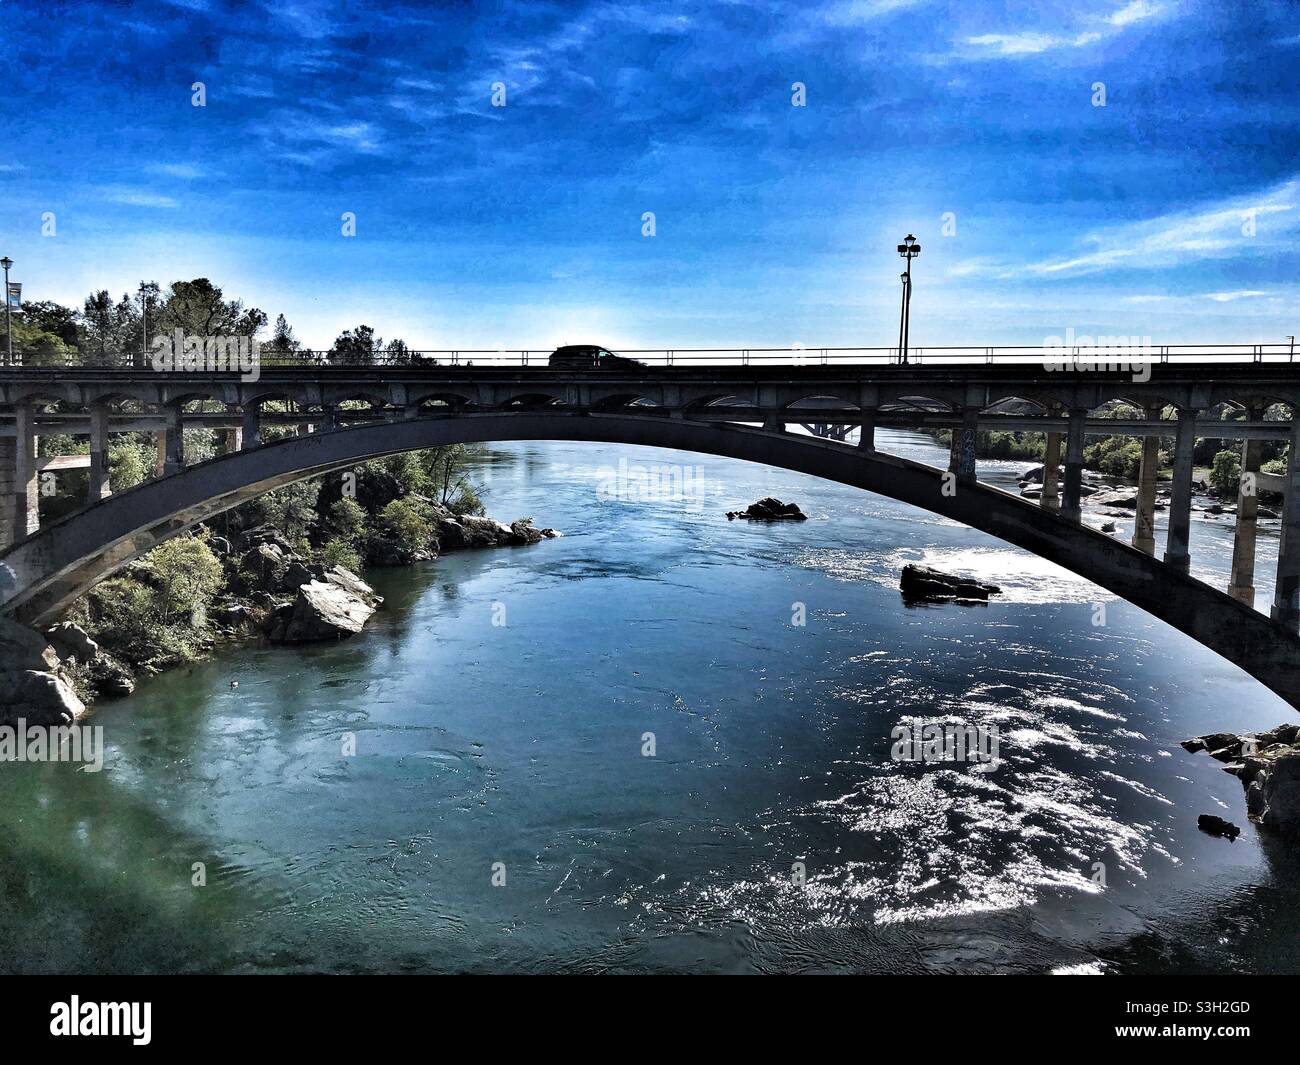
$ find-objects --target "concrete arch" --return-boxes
[3,412,1300,708]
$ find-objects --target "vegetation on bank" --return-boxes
[927,401,1292,485]
[60,443,488,685]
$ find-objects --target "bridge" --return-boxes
[4,348,1300,706]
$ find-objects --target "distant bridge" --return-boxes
[3,356,1300,706]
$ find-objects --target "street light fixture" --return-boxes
[896,235,921,364]
[1,257,12,366]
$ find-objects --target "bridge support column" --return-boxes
[1228,412,1264,605]
[163,407,185,476]
[1272,415,1300,630]
[1131,414,1161,555]
[1,405,40,549]
[240,406,261,450]
[1163,407,1197,573]
[1061,409,1086,522]
[857,409,876,451]
[323,404,340,433]
[762,415,784,432]
[947,408,978,484]
[87,406,112,503]
[1040,432,1061,511]
[223,425,243,454]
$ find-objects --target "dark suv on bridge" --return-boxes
[547,344,645,369]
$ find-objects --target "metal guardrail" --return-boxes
[0,342,1296,370]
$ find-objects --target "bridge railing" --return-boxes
[1,342,1297,369]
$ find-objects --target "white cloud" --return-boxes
[102,188,180,209]
[146,163,206,179]
[1204,290,1270,302]
[966,31,1100,56]
[1021,180,1298,277]
[1107,1,1165,28]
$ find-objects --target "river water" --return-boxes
[3,430,1299,974]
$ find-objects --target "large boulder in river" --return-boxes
[900,564,1001,603]
[266,579,377,643]
[1,618,61,672]
[726,497,807,521]
[0,669,86,727]
[323,565,382,607]
[1184,724,1300,833]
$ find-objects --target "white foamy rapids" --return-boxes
[793,545,1112,605]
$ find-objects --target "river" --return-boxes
[2,430,1298,974]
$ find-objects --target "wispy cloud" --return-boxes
[101,187,180,209]
[1204,289,1270,302]
[146,162,206,179]
[1021,180,1298,277]
[966,31,1100,56]
[1107,0,1166,28]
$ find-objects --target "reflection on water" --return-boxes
[1,431,1298,974]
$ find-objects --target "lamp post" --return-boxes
[1,257,12,366]
[896,234,920,364]
[139,282,150,367]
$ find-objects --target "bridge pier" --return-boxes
[1061,409,1086,522]
[240,405,262,450]
[0,406,39,550]
[1228,409,1264,605]
[1131,410,1162,555]
[948,408,978,483]
[1272,415,1300,630]
[857,409,876,451]
[87,406,112,503]
[162,407,185,476]
[1041,431,1061,511]
[1163,408,1197,573]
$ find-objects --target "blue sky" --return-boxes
[1,0,1297,350]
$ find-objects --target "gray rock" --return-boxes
[323,566,383,607]
[0,669,86,727]
[45,621,100,664]
[899,564,1001,604]
[266,580,377,643]
[0,618,61,673]
[726,497,808,521]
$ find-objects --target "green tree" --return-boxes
[1210,448,1242,497]
[321,537,363,572]
[108,439,153,490]
[378,498,432,544]
[330,325,380,364]
[328,498,367,539]
[147,535,225,623]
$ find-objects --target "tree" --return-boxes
[258,480,320,543]
[378,498,432,544]
[147,535,225,623]
[19,300,80,347]
[419,445,485,514]
[80,290,136,362]
[321,538,363,572]
[266,314,301,360]
[330,325,380,364]
[108,440,152,491]
[1210,448,1242,497]
[160,278,266,339]
[328,498,367,539]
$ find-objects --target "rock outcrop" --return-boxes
[0,619,87,726]
[726,497,808,521]
[1183,724,1300,832]
[899,564,1002,604]
[266,574,380,643]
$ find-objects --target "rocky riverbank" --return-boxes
[0,498,558,727]
[1183,725,1300,833]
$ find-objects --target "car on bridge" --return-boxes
[547,344,646,369]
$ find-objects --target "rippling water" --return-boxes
[2,430,1298,974]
